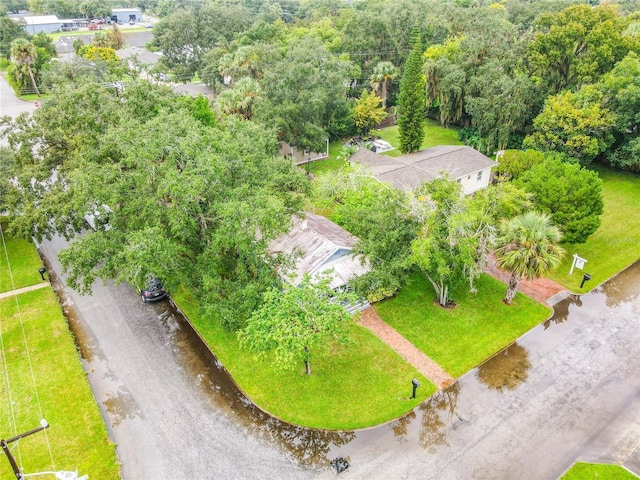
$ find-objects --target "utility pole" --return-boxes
[1,420,49,480]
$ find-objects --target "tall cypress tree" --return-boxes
[398,28,426,154]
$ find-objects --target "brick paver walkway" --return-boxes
[0,282,50,300]
[484,253,568,306]
[359,307,454,390]
[358,253,568,391]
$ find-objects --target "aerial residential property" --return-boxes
[350,145,497,194]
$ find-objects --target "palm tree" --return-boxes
[369,61,397,109]
[214,77,262,119]
[494,211,565,304]
[10,38,40,96]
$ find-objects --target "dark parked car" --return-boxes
[141,277,168,303]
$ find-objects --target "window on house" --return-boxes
[477,171,483,181]
[456,178,461,184]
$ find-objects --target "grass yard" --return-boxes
[309,118,463,173]
[0,236,45,293]
[374,271,551,378]
[172,288,435,430]
[561,462,638,480]
[549,168,640,292]
[0,289,119,479]
[378,118,463,157]
[47,27,150,42]
[0,234,118,478]
[308,140,348,175]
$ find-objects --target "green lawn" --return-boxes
[0,236,44,293]
[20,93,51,101]
[0,290,119,479]
[308,140,348,175]
[308,118,463,173]
[374,271,551,378]
[47,27,150,41]
[549,168,640,292]
[378,118,463,157]
[172,288,435,430]
[561,462,638,479]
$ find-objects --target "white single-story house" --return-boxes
[12,15,62,34]
[110,8,142,24]
[350,145,497,195]
[269,213,370,291]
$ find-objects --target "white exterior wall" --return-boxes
[16,19,62,34]
[24,22,60,34]
[457,167,493,195]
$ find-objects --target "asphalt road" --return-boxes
[39,235,640,480]
[38,235,315,480]
[0,73,37,119]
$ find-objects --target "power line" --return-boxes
[0,224,56,474]
[0,248,21,473]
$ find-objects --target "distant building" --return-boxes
[110,8,142,24]
[59,18,88,32]
[12,15,62,34]
[350,145,497,195]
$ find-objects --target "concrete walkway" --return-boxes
[359,307,454,389]
[0,282,50,300]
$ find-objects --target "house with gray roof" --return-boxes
[268,213,369,291]
[350,145,497,194]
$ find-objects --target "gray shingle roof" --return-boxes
[350,145,497,190]
[269,213,369,289]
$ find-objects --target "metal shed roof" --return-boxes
[16,15,61,25]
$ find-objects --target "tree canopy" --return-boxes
[495,211,565,304]
[239,272,356,375]
[133,1,640,171]
[398,28,426,154]
[524,88,616,164]
[1,78,309,329]
[410,178,495,307]
[354,90,387,134]
[515,157,604,244]
[527,5,635,94]
[253,36,352,150]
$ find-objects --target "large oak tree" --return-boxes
[1,78,309,329]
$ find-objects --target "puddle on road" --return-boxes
[476,343,531,391]
[49,253,640,470]
[41,254,100,363]
[102,386,143,427]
